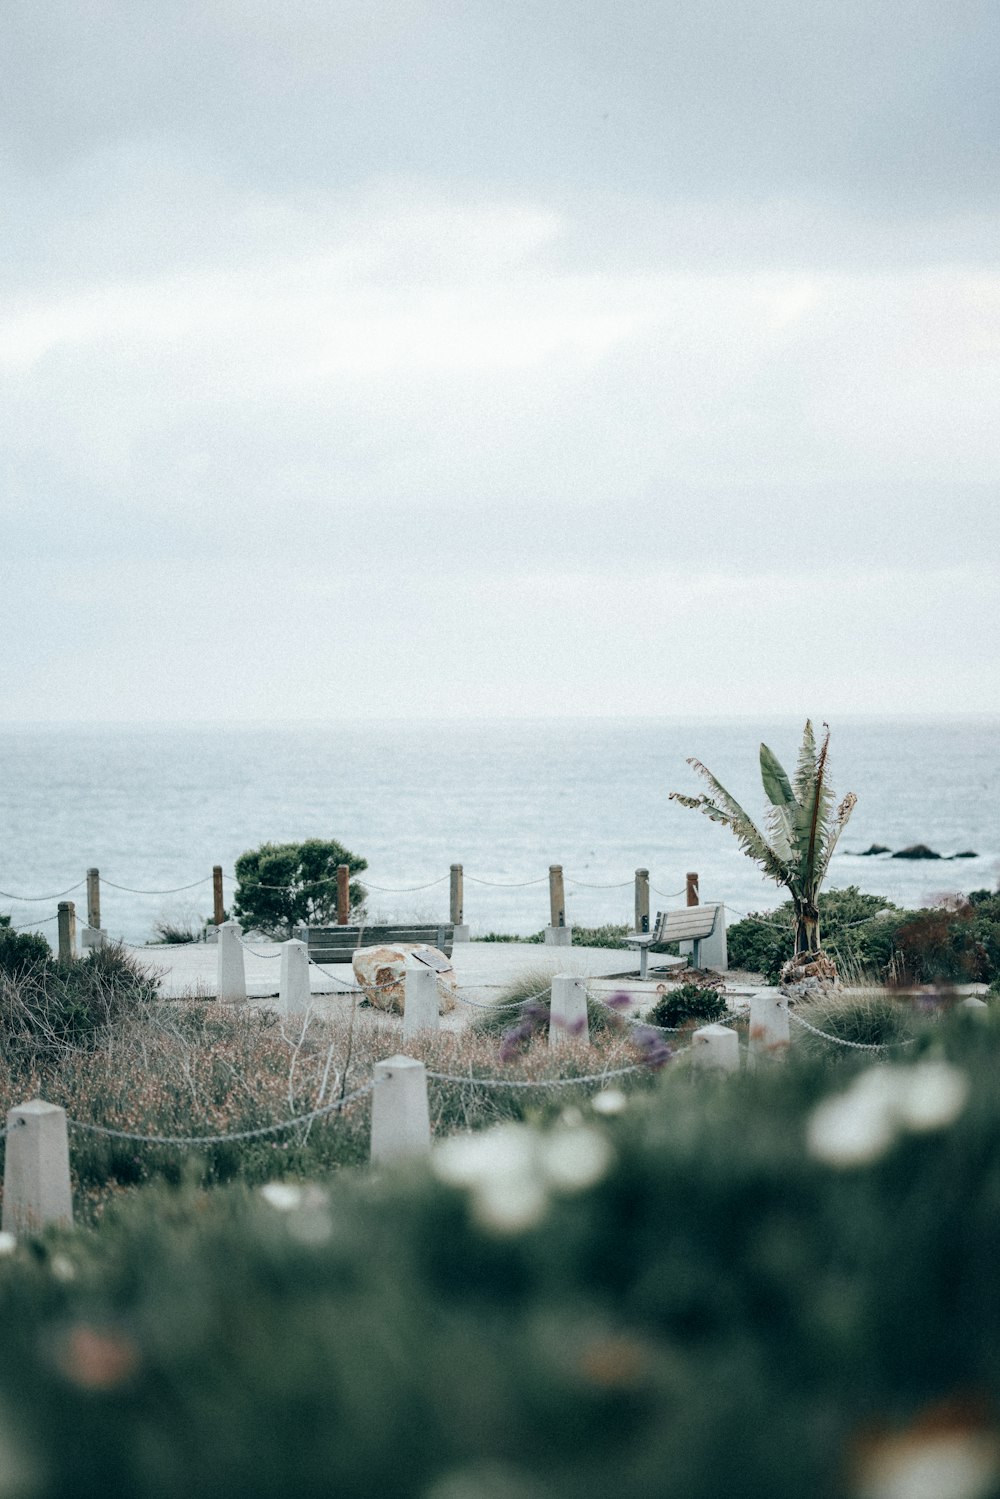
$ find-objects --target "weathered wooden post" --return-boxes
[686,872,700,907]
[545,864,571,946]
[213,865,225,925]
[81,869,107,950]
[370,1056,431,1164]
[337,864,350,926]
[2,1101,73,1236]
[217,920,247,1004]
[403,956,440,1040]
[634,868,650,934]
[450,863,470,941]
[691,1022,740,1075]
[86,869,101,930]
[279,939,310,1017]
[748,989,789,1065]
[57,901,76,962]
[549,974,589,1049]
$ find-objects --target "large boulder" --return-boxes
[892,844,941,860]
[352,944,458,1015]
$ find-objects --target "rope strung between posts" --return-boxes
[237,936,283,958]
[0,881,85,902]
[787,1009,913,1052]
[425,1063,653,1089]
[451,986,553,1011]
[7,914,60,931]
[650,886,689,900]
[364,876,451,893]
[565,877,634,889]
[65,1081,375,1147]
[463,873,551,887]
[101,877,213,895]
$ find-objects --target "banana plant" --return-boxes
[670,721,856,959]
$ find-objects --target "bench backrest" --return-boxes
[651,905,720,944]
[300,924,455,962]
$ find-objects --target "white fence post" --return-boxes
[217,920,247,1004]
[279,938,310,1016]
[549,974,589,1049]
[2,1100,73,1236]
[748,989,789,1064]
[403,958,440,1041]
[371,1056,431,1165]
[691,1022,740,1074]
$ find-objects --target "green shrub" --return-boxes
[0,916,53,977]
[1,1009,999,1498]
[232,839,368,938]
[471,971,621,1046]
[791,988,916,1054]
[728,887,900,982]
[0,942,158,1058]
[648,983,726,1029]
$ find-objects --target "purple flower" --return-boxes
[631,1025,673,1070]
[605,991,632,1012]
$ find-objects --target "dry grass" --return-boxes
[0,995,659,1224]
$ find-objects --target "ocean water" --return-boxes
[0,718,997,944]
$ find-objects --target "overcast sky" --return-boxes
[3,0,998,720]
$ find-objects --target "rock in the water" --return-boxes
[892,844,941,860]
[352,944,458,1015]
[859,843,891,856]
[950,850,978,859]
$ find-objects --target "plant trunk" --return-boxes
[793,902,820,956]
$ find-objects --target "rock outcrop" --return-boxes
[352,944,458,1015]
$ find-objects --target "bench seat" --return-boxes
[625,905,722,978]
[298,923,455,965]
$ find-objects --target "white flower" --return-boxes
[540,1127,613,1192]
[50,1254,76,1282]
[856,1430,999,1499]
[807,1062,970,1169]
[260,1182,305,1212]
[434,1120,613,1236]
[0,1233,16,1257]
[896,1062,969,1133]
[591,1089,627,1116]
[807,1088,897,1168]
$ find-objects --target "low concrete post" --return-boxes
[549,973,589,1048]
[2,1101,73,1236]
[700,904,729,972]
[451,863,470,942]
[371,1056,431,1165]
[337,864,350,925]
[57,901,77,962]
[691,1022,740,1075]
[217,920,247,1004]
[279,939,310,1017]
[403,958,440,1040]
[545,864,572,946]
[213,865,225,926]
[748,989,789,1065]
[634,868,650,934]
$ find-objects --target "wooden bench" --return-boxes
[624,905,723,979]
[297,923,455,965]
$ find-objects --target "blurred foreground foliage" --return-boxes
[0,1005,999,1497]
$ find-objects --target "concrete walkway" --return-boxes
[136,938,686,1009]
